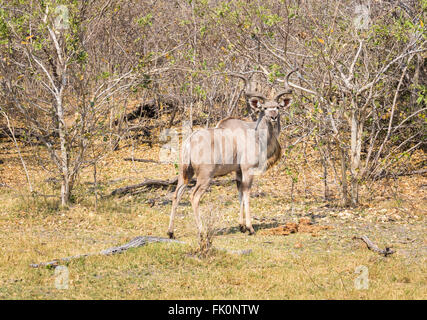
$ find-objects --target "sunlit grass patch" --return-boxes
[0,140,425,299]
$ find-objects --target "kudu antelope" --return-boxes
[167,70,297,239]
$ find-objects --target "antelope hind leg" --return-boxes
[167,182,187,239]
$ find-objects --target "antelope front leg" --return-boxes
[241,173,255,235]
[242,189,255,235]
[167,182,187,239]
[239,195,246,233]
[236,176,246,233]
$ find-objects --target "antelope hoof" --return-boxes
[239,224,247,233]
[248,228,256,236]
[167,231,175,239]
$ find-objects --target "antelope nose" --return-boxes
[271,115,278,122]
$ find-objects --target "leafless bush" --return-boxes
[0,0,424,210]
[193,197,224,258]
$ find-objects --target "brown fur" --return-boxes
[168,87,292,238]
[266,137,282,170]
[215,116,252,128]
[182,164,193,184]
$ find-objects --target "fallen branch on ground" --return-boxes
[123,158,158,163]
[395,169,427,177]
[107,177,179,197]
[107,177,233,197]
[374,168,427,180]
[30,236,185,268]
[30,235,251,268]
[353,235,395,256]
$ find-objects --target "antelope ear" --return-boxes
[279,98,292,109]
[249,97,262,110]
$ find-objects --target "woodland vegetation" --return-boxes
[1,0,425,207]
[0,0,425,300]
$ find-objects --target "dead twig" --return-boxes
[374,169,427,180]
[107,177,179,197]
[123,158,158,163]
[30,235,251,268]
[30,236,185,268]
[107,177,232,197]
[353,235,395,257]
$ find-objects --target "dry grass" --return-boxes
[0,138,426,299]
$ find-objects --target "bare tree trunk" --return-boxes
[317,141,329,201]
[322,157,329,201]
[93,160,98,212]
[350,107,363,206]
[56,97,71,206]
[341,148,349,206]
